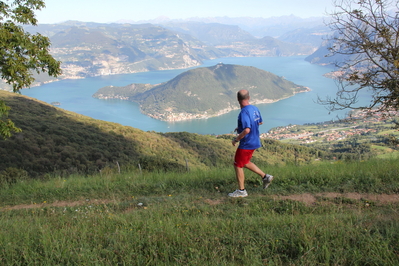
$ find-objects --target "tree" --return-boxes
[0,0,61,139]
[322,0,399,117]
[0,100,20,138]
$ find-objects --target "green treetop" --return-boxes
[0,0,62,139]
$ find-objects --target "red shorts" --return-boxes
[234,148,255,168]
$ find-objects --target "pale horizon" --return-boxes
[35,0,334,24]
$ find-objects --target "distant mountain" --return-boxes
[48,23,222,78]
[216,36,315,57]
[93,63,309,121]
[20,21,317,80]
[161,22,256,45]
[0,19,327,91]
[130,15,327,38]
[239,16,327,38]
[305,41,332,65]
[160,22,315,56]
[278,25,331,48]
[305,37,349,66]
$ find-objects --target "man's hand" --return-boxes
[232,139,238,146]
[232,128,250,146]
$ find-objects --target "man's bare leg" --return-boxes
[234,164,245,190]
[244,162,265,178]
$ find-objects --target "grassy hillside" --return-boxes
[1,159,398,265]
[0,91,226,178]
[2,92,399,265]
[0,91,325,179]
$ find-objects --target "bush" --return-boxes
[0,167,28,186]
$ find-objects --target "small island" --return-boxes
[93,63,310,121]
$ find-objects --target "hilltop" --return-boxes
[93,63,309,121]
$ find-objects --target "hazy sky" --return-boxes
[35,0,334,24]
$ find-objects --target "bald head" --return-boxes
[237,89,249,101]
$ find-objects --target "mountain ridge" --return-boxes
[0,19,320,91]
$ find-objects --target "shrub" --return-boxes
[0,167,28,186]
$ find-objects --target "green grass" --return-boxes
[1,158,399,265]
[372,145,399,159]
[377,151,399,159]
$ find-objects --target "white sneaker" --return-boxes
[228,189,248,197]
[263,174,274,189]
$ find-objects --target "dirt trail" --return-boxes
[275,192,399,205]
[2,193,399,211]
[1,199,114,211]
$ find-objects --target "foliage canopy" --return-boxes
[0,0,61,139]
[323,0,399,116]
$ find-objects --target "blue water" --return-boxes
[22,56,365,135]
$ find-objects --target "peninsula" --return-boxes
[93,63,310,121]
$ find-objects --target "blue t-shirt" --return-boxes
[237,105,263,150]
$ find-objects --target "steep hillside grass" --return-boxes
[0,91,232,177]
[0,91,330,179]
[1,159,398,265]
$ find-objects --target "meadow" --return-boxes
[1,158,399,265]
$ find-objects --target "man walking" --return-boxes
[229,89,273,198]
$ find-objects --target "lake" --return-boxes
[22,56,366,135]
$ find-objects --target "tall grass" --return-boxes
[1,158,399,265]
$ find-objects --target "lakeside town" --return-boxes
[262,109,399,144]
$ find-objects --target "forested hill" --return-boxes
[0,91,326,178]
[93,63,309,121]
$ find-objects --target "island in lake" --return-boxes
[93,63,310,121]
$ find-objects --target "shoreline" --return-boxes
[143,87,311,122]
